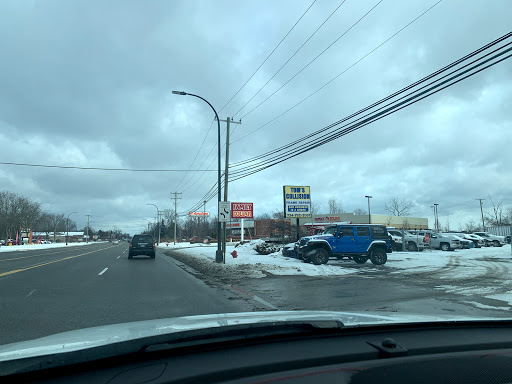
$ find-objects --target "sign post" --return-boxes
[231,203,253,243]
[283,186,312,240]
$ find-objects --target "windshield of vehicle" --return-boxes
[0,0,511,363]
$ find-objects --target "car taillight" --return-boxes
[129,243,132,248]
[153,243,156,248]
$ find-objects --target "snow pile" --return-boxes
[0,242,98,253]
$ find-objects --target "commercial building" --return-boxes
[298,213,428,230]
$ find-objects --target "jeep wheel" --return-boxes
[312,248,329,265]
[407,242,418,252]
[353,255,369,264]
[440,243,450,251]
[370,248,387,265]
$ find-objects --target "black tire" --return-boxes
[150,252,156,259]
[353,255,369,264]
[440,243,450,251]
[311,248,329,265]
[493,240,502,247]
[408,242,418,252]
[370,248,387,265]
[128,252,133,259]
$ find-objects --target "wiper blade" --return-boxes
[143,320,345,353]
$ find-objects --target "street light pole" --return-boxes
[172,90,223,263]
[433,203,439,231]
[66,211,77,245]
[365,196,372,224]
[146,203,160,245]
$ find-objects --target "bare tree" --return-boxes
[328,198,344,214]
[485,195,506,226]
[353,208,367,215]
[385,197,414,216]
[310,201,321,215]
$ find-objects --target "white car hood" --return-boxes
[0,311,496,362]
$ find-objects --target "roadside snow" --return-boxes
[0,242,100,253]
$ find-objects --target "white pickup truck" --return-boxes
[473,232,506,247]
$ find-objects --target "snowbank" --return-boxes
[0,241,100,253]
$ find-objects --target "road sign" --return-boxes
[283,186,312,218]
[189,212,210,216]
[231,202,253,219]
[219,201,231,222]
[425,234,430,242]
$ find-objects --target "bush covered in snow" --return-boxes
[254,241,283,255]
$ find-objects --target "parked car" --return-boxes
[387,231,403,251]
[296,224,392,265]
[112,240,119,245]
[408,230,462,251]
[128,234,155,259]
[388,229,429,252]
[473,232,506,247]
[451,233,485,248]
[282,243,299,258]
[506,235,511,244]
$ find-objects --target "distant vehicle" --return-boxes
[451,233,485,248]
[112,240,119,245]
[506,235,511,244]
[473,232,506,247]
[296,224,392,265]
[408,230,462,251]
[128,234,155,259]
[387,229,429,252]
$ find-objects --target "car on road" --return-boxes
[473,232,506,247]
[128,234,156,259]
[112,240,119,245]
[296,224,392,265]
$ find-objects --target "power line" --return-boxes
[231,0,346,118]
[0,161,217,172]
[236,0,385,120]
[220,0,317,114]
[172,0,317,192]
[230,29,511,169]
[225,34,512,182]
[230,0,443,146]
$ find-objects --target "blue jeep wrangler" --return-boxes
[295,224,392,265]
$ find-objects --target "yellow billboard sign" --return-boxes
[283,186,312,218]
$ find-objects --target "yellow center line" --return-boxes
[0,246,117,278]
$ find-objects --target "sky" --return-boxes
[0,0,510,235]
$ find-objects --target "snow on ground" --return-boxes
[0,242,101,253]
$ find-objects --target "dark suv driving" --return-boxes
[129,234,156,259]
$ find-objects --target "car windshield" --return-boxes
[0,0,511,365]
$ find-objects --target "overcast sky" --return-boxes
[0,0,510,235]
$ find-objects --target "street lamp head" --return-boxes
[365,195,372,199]
[172,90,187,95]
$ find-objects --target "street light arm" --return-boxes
[183,93,220,122]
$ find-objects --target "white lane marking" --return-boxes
[253,295,278,310]
[26,289,37,297]
[98,267,108,276]
[117,256,120,259]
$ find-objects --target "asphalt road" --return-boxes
[0,243,256,345]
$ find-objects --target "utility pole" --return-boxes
[85,214,91,243]
[433,203,439,231]
[365,196,372,224]
[171,192,182,245]
[217,117,241,259]
[476,198,485,231]
[203,200,207,237]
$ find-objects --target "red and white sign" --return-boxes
[314,216,342,222]
[231,202,253,219]
[424,234,430,243]
[189,212,210,217]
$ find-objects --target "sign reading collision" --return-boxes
[231,202,253,219]
[283,186,312,218]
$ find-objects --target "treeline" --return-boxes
[0,191,77,241]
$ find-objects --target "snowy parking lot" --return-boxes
[160,241,512,312]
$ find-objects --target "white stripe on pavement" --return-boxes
[98,268,108,276]
[117,256,120,259]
